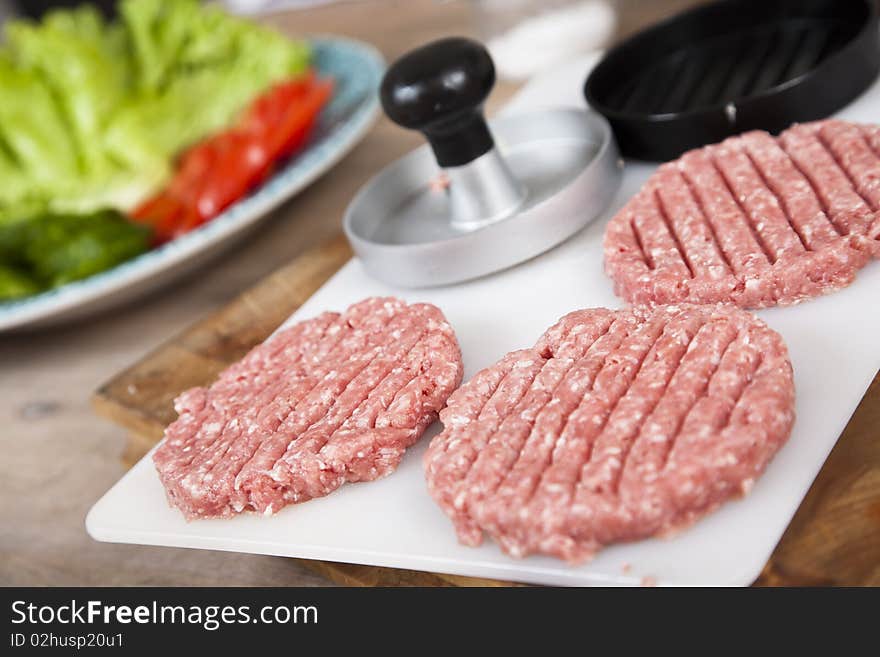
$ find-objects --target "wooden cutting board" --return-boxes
[92,234,880,586]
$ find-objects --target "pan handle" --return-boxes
[380,37,525,229]
[380,37,496,168]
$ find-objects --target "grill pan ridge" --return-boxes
[585,0,880,160]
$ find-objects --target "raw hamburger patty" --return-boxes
[154,297,463,520]
[424,304,794,563]
[605,119,880,308]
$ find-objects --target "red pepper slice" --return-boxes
[131,70,333,239]
[132,191,184,244]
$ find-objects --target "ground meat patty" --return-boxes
[424,304,794,563]
[154,297,463,520]
[605,119,880,308]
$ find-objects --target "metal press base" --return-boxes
[344,108,622,287]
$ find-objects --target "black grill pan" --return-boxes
[584,0,880,161]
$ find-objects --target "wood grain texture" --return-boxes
[94,233,880,587]
[754,374,880,586]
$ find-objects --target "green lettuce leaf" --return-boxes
[0,0,311,225]
[5,6,131,175]
[105,0,310,171]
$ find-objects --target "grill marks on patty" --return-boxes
[605,119,880,308]
[154,297,463,520]
[424,305,794,563]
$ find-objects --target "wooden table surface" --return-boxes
[10,0,866,587]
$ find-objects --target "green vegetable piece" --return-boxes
[21,210,151,288]
[0,210,151,298]
[0,265,40,301]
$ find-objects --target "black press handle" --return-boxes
[380,37,495,168]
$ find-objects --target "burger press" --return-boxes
[343,37,622,287]
[585,0,880,160]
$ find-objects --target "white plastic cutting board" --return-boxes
[88,55,880,586]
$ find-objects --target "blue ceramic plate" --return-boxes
[0,37,383,331]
